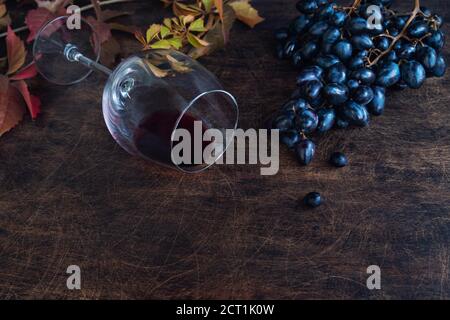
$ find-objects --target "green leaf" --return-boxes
[187,32,209,48]
[167,37,183,50]
[189,5,236,59]
[150,39,172,49]
[160,25,171,39]
[146,24,161,43]
[189,18,207,32]
[202,0,213,12]
[163,18,172,29]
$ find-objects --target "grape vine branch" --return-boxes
[0,0,134,39]
[367,0,427,66]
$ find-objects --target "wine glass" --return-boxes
[33,16,239,173]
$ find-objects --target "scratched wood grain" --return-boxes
[0,0,449,299]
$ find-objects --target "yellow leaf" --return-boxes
[173,2,202,17]
[187,32,209,48]
[160,25,170,39]
[189,18,207,32]
[144,60,169,78]
[228,0,264,28]
[188,5,236,59]
[202,0,213,12]
[163,18,172,29]
[167,37,183,50]
[166,54,192,73]
[183,15,195,26]
[146,24,161,43]
[6,26,26,75]
[0,4,6,17]
[150,39,172,49]
[134,31,147,47]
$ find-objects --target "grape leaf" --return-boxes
[150,39,172,49]
[11,79,41,119]
[0,76,26,136]
[187,32,209,48]
[0,75,8,126]
[99,37,121,68]
[166,54,192,73]
[25,8,57,42]
[6,26,26,76]
[202,0,213,12]
[160,25,171,39]
[189,6,236,59]
[144,60,169,78]
[10,63,38,81]
[0,3,11,30]
[167,37,183,50]
[0,3,6,17]
[146,24,161,43]
[189,18,207,32]
[228,0,265,28]
[86,16,112,44]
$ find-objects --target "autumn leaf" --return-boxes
[167,37,183,50]
[99,37,121,68]
[144,60,169,78]
[11,80,41,119]
[10,63,38,81]
[189,5,236,59]
[160,25,171,39]
[228,0,264,28]
[189,18,207,32]
[150,39,172,49]
[202,0,213,12]
[0,2,11,30]
[25,7,57,42]
[86,16,112,44]
[0,75,8,126]
[187,32,209,48]
[173,2,202,17]
[0,76,26,136]
[146,24,161,43]
[6,26,26,76]
[0,3,6,17]
[166,54,192,73]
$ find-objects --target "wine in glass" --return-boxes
[33,16,239,173]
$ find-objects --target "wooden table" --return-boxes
[0,0,449,299]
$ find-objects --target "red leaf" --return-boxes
[10,63,38,81]
[0,75,26,136]
[0,75,9,126]
[25,8,57,43]
[11,80,41,119]
[86,16,112,44]
[6,25,26,75]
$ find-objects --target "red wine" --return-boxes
[134,111,208,167]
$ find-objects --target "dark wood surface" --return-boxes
[1,0,450,299]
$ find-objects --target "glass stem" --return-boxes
[64,43,112,76]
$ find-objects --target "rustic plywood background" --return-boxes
[0,0,449,299]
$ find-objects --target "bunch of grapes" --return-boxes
[273,0,446,166]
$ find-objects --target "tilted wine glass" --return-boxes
[33,16,239,173]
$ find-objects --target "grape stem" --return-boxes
[345,0,362,15]
[367,0,422,67]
